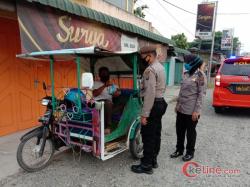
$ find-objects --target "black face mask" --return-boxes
[100,75,110,83]
[141,55,150,65]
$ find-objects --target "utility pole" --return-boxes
[230,29,234,56]
[198,36,202,55]
[207,1,218,84]
[126,0,129,12]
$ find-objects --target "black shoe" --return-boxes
[170,151,183,158]
[131,164,153,174]
[152,159,158,169]
[182,154,194,162]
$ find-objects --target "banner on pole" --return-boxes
[221,29,234,50]
[195,3,216,40]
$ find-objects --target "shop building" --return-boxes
[0,0,176,136]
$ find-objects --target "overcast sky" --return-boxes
[135,0,250,52]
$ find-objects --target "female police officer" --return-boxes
[170,54,206,162]
[131,46,167,174]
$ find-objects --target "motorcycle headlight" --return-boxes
[41,99,50,106]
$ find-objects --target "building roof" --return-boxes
[167,46,191,57]
[26,0,175,46]
[174,47,191,55]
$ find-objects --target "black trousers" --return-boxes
[141,99,167,166]
[176,111,198,155]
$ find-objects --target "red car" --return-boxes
[213,57,250,113]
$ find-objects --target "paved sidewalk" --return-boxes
[0,86,180,181]
[0,128,30,180]
[165,86,180,103]
[0,127,66,181]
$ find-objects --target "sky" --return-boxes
[135,0,250,52]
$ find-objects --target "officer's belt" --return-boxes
[142,97,164,102]
[154,98,164,101]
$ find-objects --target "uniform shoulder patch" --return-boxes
[144,68,151,80]
[144,68,150,77]
[197,71,205,85]
[144,68,151,75]
[144,65,157,79]
[150,66,157,75]
[198,71,205,78]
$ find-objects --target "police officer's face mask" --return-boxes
[184,63,192,71]
[141,55,150,65]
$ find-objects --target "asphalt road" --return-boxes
[1,89,250,187]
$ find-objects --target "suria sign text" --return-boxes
[56,16,109,48]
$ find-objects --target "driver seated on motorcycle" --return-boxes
[93,67,121,134]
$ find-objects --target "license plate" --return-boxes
[235,85,250,93]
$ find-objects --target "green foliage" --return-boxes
[171,33,189,49]
[233,37,241,51]
[134,5,148,18]
[133,0,148,18]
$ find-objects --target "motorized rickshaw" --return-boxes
[16,46,144,172]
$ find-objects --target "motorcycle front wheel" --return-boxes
[17,130,55,172]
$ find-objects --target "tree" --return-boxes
[133,0,148,18]
[171,33,189,49]
[233,37,241,52]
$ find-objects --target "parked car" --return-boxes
[213,56,250,113]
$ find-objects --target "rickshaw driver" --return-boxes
[93,67,121,134]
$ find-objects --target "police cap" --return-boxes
[139,46,157,55]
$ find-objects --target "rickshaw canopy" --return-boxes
[16,46,140,113]
[16,46,138,61]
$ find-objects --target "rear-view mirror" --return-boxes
[43,82,47,90]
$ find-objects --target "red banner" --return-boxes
[16,1,168,62]
[17,1,122,53]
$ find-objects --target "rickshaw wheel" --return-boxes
[129,125,143,159]
[17,130,55,172]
